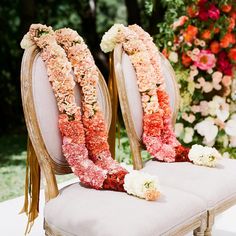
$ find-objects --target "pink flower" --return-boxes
[208,4,220,20]
[172,16,189,30]
[194,50,216,70]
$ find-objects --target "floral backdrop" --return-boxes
[155,0,236,159]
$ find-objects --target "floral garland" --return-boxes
[101,24,220,167]
[21,24,160,200]
[55,28,128,190]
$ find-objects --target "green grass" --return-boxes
[0,133,73,202]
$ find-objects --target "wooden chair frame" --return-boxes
[111,44,215,236]
[21,45,112,234]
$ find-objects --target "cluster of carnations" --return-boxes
[162,0,236,158]
[21,24,160,201]
[101,24,221,167]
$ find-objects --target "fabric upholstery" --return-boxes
[32,55,109,166]
[143,159,236,208]
[45,183,206,236]
[121,52,177,140]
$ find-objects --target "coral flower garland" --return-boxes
[22,24,108,189]
[55,29,128,186]
[101,24,219,166]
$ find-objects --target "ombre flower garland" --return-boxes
[21,24,161,200]
[101,24,220,167]
[22,24,107,189]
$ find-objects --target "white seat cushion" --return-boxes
[45,183,206,236]
[143,159,236,208]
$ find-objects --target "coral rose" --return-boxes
[228,18,235,32]
[194,50,216,70]
[201,30,211,40]
[228,48,236,61]
[210,41,220,54]
[184,25,198,42]
[220,33,235,48]
[221,5,232,13]
[182,53,192,67]
[187,5,199,18]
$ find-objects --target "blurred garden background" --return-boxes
[0,0,235,202]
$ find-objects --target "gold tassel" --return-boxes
[20,137,40,235]
[108,52,118,159]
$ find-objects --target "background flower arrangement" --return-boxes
[155,0,236,158]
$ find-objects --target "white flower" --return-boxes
[175,123,184,137]
[100,24,125,53]
[208,96,229,122]
[124,171,160,201]
[168,51,178,63]
[225,114,236,147]
[189,144,221,167]
[183,127,194,143]
[195,118,218,145]
[20,32,34,49]
[222,152,230,159]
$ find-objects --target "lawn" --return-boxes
[0,133,73,202]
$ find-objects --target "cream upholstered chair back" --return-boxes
[113,44,180,169]
[21,46,112,200]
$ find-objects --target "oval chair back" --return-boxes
[112,44,180,169]
[21,46,112,200]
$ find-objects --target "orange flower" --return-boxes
[228,48,236,61]
[221,4,232,13]
[210,41,220,54]
[201,30,211,40]
[187,5,199,18]
[184,25,198,42]
[220,33,236,48]
[182,53,192,67]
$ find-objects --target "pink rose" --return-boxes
[194,50,216,70]
[208,4,220,20]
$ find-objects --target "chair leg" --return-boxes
[204,212,214,236]
[193,213,207,236]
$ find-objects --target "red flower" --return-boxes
[182,53,192,67]
[217,51,233,76]
[198,7,208,21]
[228,48,236,61]
[228,17,235,32]
[208,4,220,20]
[210,41,220,54]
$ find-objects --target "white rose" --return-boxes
[168,51,178,63]
[20,32,34,49]
[189,144,220,167]
[100,24,125,53]
[183,127,194,143]
[124,171,160,201]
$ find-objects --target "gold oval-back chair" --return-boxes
[112,44,236,236]
[21,45,208,236]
